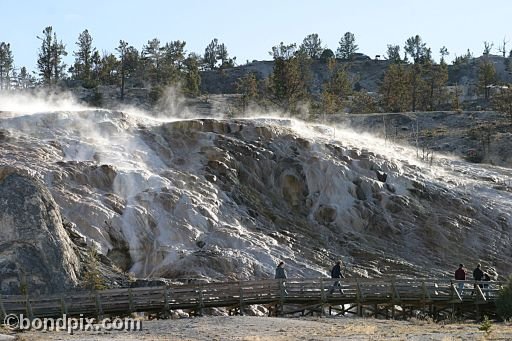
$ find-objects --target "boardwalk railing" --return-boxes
[0,278,505,320]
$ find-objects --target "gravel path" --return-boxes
[8,315,512,340]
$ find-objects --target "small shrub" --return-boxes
[82,79,99,89]
[496,275,512,321]
[82,247,107,291]
[479,315,492,334]
[89,89,103,107]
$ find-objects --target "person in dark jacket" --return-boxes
[275,261,287,279]
[329,260,345,294]
[454,263,466,294]
[473,263,484,288]
[275,261,288,295]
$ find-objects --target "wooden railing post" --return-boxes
[356,279,363,317]
[128,288,134,313]
[0,295,6,320]
[25,294,33,320]
[391,278,401,303]
[421,281,431,302]
[164,286,170,312]
[60,295,68,315]
[320,278,326,303]
[198,284,204,316]
[239,281,244,316]
[95,292,104,320]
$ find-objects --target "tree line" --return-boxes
[1,27,512,117]
[238,33,512,117]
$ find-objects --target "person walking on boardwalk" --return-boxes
[275,261,288,295]
[473,263,484,288]
[454,263,466,294]
[275,261,287,279]
[329,260,345,294]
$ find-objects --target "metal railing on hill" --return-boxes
[0,278,504,320]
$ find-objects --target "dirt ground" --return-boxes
[7,315,512,341]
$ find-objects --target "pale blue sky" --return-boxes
[1,0,511,73]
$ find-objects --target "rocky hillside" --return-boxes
[0,109,510,294]
[331,110,512,167]
[201,55,512,95]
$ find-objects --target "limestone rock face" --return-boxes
[1,110,511,284]
[0,167,79,294]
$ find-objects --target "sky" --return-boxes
[1,0,512,73]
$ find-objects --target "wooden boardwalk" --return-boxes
[0,278,504,321]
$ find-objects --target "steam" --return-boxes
[0,90,86,114]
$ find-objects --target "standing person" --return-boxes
[473,263,484,288]
[329,260,345,294]
[454,264,466,294]
[275,261,288,295]
[275,261,287,279]
[482,272,491,298]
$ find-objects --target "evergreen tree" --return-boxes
[421,60,448,110]
[478,59,497,100]
[17,67,33,88]
[439,46,449,65]
[143,38,163,84]
[204,38,219,70]
[116,40,128,100]
[236,72,259,112]
[321,63,352,114]
[336,32,358,60]
[386,45,402,64]
[350,91,377,114]
[0,42,14,90]
[270,42,297,60]
[183,53,201,97]
[268,43,309,113]
[163,40,186,70]
[380,63,411,112]
[300,33,323,59]
[404,35,430,64]
[73,29,96,81]
[37,26,67,86]
[216,43,229,67]
[98,53,119,85]
[492,85,512,122]
[404,35,431,111]
[319,49,335,63]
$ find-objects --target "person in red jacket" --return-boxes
[454,264,466,294]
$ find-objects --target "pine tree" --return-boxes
[404,35,431,111]
[0,42,14,90]
[73,29,96,82]
[386,45,402,64]
[143,38,163,84]
[321,64,352,114]
[479,59,497,100]
[336,32,358,60]
[300,33,323,59]
[183,53,201,97]
[216,43,229,67]
[37,26,67,86]
[98,53,119,85]
[492,85,512,122]
[116,40,128,100]
[268,43,310,113]
[204,38,219,70]
[236,72,259,112]
[380,63,411,112]
[17,66,35,89]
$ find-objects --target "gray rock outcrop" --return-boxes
[0,167,79,295]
